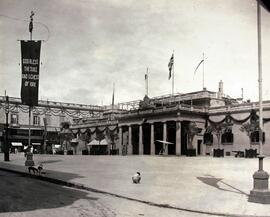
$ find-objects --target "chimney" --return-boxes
[218,80,223,99]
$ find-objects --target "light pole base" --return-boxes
[24,152,34,167]
[249,170,270,204]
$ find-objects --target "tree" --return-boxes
[240,122,259,148]
[187,122,201,149]
[106,128,119,150]
[79,131,91,150]
[207,124,226,149]
[59,121,73,151]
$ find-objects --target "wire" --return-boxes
[0,13,50,42]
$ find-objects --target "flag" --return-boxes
[145,73,148,80]
[29,11,34,33]
[112,83,115,107]
[168,54,174,80]
[29,21,33,33]
[260,0,270,12]
[193,59,204,76]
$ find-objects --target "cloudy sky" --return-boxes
[0,0,270,106]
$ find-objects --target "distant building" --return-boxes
[0,97,104,154]
[1,81,270,156]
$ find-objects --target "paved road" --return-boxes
[0,170,214,217]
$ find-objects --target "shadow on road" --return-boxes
[197,175,248,196]
[0,170,98,213]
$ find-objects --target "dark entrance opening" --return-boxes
[143,124,151,155]
[181,121,189,155]
[132,125,139,155]
[122,126,128,155]
[154,122,163,154]
[167,121,176,155]
[197,139,202,155]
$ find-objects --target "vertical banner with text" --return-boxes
[20,40,41,106]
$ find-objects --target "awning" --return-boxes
[71,138,78,143]
[99,139,108,145]
[88,139,108,146]
[12,142,23,147]
[54,144,61,148]
[32,143,41,146]
[87,139,99,146]
[156,140,174,145]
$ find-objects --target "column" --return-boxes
[150,123,155,155]
[176,121,181,155]
[128,125,132,155]
[139,124,143,155]
[163,122,168,155]
[118,126,122,155]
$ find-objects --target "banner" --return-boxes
[20,40,41,106]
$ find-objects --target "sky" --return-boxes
[0,0,270,106]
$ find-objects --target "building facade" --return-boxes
[0,96,104,154]
[1,81,270,156]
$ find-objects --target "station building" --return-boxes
[1,81,269,156]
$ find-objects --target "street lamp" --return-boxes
[248,0,270,204]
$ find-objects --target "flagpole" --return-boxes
[257,1,263,156]
[249,1,270,204]
[28,11,34,151]
[25,11,35,167]
[202,52,205,89]
[172,50,174,95]
[145,67,149,96]
[112,82,115,110]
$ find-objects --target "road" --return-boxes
[0,170,215,217]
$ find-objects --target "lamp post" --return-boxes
[4,96,9,161]
[248,0,270,204]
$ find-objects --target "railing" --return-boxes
[209,100,270,114]
[118,104,208,118]
[0,96,105,112]
[71,120,118,128]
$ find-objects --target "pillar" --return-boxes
[139,124,143,155]
[128,125,132,155]
[163,122,168,155]
[176,121,181,155]
[118,126,122,155]
[150,123,155,155]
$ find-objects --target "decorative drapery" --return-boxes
[207,110,261,126]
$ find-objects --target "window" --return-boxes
[11,114,18,124]
[221,128,234,144]
[250,131,265,143]
[203,133,213,145]
[33,115,40,126]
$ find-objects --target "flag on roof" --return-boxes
[168,54,174,80]
[193,59,204,76]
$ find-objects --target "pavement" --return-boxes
[1,153,270,217]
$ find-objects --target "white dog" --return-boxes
[132,172,141,184]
